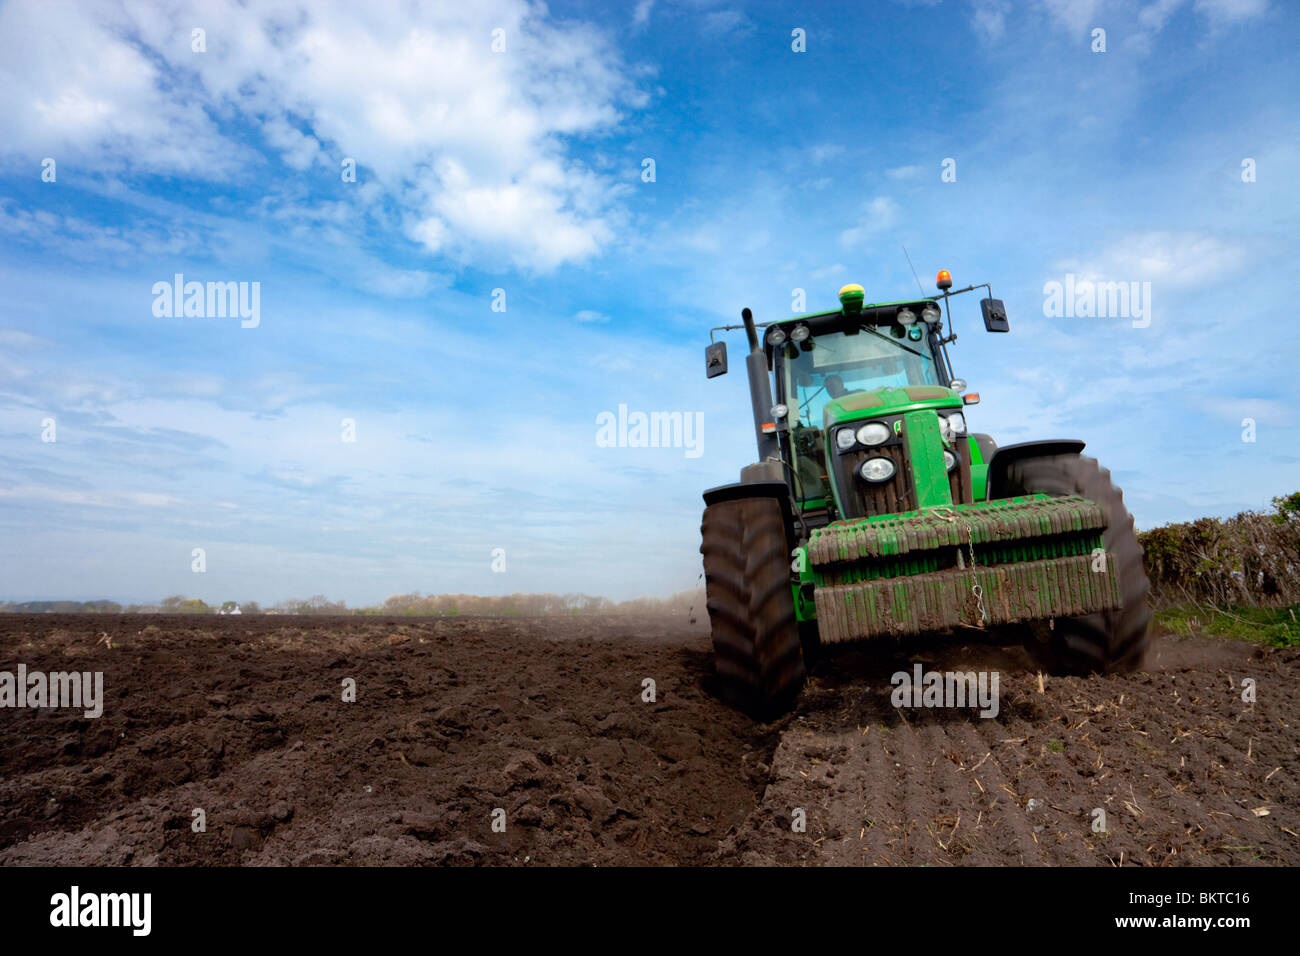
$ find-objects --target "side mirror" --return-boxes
[981,297,1009,332]
[705,341,728,378]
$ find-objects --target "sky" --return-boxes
[0,0,1296,606]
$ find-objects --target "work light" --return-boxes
[856,422,890,446]
[859,457,896,482]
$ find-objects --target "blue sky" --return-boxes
[0,0,1296,605]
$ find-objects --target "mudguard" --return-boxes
[986,440,1085,500]
[703,480,795,546]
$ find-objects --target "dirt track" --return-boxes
[1,614,1295,866]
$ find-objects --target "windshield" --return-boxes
[782,326,942,429]
[780,325,943,505]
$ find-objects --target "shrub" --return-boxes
[1138,493,1300,607]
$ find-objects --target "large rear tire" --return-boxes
[700,496,806,715]
[1002,454,1152,673]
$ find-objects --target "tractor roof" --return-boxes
[763,297,939,331]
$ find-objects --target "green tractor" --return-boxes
[700,272,1151,714]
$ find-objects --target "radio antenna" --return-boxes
[902,244,925,296]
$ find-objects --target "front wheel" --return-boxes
[700,495,806,715]
[1001,454,1152,673]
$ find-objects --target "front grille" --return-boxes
[839,444,915,518]
[948,441,973,505]
[829,414,972,519]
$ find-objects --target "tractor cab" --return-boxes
[764,286,957,518]
[703,275,1007,528]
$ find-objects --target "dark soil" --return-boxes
[1,614,1294,865]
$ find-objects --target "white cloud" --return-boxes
[588,353,635,373]
[1037,0,1103,36]
[0,2,244,178]
[702,8,754,36]
[411,156,621,271]
[1138,0,1268,34]
[1195,0,1269,23]
[574,310,610,323]
[0,0,640,272]
[357,266,448,298]
[0,486,182,509]
[261,117,325,173]
[1192,395,1293,427]
[633,0,655,28]
[0,200,206,262]
[0,329,49,349]
[969,0,1011,42]
[809,144,845,166]
[839,196,902,247]
[1138,0,1188,30]
[885,164,923,181]
[1052,231,1249,291]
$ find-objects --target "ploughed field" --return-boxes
[0,614,1294,866]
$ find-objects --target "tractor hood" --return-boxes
[822,385,962,429]
[819,384,972,523]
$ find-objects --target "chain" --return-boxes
[967,522,986,625]
[929,506,985,627]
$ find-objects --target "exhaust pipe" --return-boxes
[741,308,779,462]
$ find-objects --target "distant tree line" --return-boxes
[0,599,126,614]
[366,591,701,617]
[0,589,704,617]
[8,490,1299,619]
[8,491,1300,618]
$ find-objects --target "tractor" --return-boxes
[700,273,1151,714]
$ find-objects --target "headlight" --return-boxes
[765,326,786,347]
[790,324,810,343]
[938,412,967,442]
[835,427,857,451]
[921,303,941,325]
[943,450,957,472]
[859,457,896,482]
[770,403,789,421]
[856,422,890,446]
[896,307,917,326]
